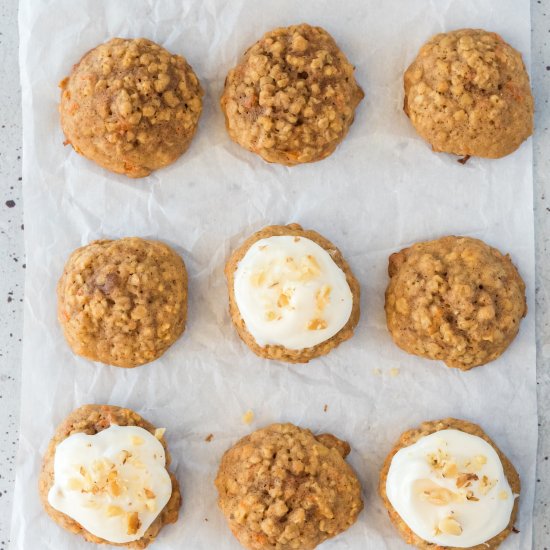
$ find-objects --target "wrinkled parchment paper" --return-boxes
[14,0,536,548]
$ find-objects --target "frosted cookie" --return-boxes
[215,423,363,550]
[60,38,203,177]
[225,223,360,363]
[379,418,520,549]
[385,236,526,370]
[221,24,364,165]
[39,404,181,548]
[404,29,533,159]
[57,237,187,368]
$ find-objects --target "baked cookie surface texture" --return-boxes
[57,237,187,368]
[215,423,363,550]
[385,236,526,370]
[221,24,364,165]
[39,404,181,548]
[379,418,520,549]
[225,224,360,363]
[60,37,203,177]
[404,28,533,158]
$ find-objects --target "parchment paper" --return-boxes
[13,0,537,548]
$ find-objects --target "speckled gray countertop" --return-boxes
[0,0,548,548]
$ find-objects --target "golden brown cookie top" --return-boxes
[221,24,364,165]
[404,28,533,158]
[215,423,363,550]
[39,405,181,549]
[379,418,520,550]
[57,238,187,368]
[60,37,203,177]
[385,236,526,370]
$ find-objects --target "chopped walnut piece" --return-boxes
[427,448,449,469]
[300,255,321,281]
[107,505,124,517]
[108,474,123,497]
[144,488,156,499]
[421,486,455,505]
[456,472,479,489]
[242,410,255,425]
[438,516,463,536]
[307,318,328,330]
[442,461,458,478]
[126,511,141,535]
[479,475,497,495]
[316,285,331,310]
[154,428,166,440]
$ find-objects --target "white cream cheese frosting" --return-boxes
[233,235,353,349]
[48,425,172,543]
[386,429,515,548]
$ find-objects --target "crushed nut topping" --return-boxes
[479,475,497,495]
[107,505,124,517]
[456,472,479,489]
[154,428,166,440]
[307,318,328,330]
[316,285,332,310]
[421,486,456,506]
[126,511,141,535]
[242,409,255,425]
[437,516,463,536]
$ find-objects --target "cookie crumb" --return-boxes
[323,404,328,412]
[389,368,400,377]
[242,410,255,425]
[205,433,214,443]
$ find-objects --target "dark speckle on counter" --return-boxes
[0,0,23,545]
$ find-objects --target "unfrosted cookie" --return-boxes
[39,404,181,548]
[385,236,526,370]
[404,29,533,158]
[221,24,364,165]
[379,418,520,549]
[57,237,187,368]
[60,38,203,177]
[225,224,360,363]
[215,423,363,550]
